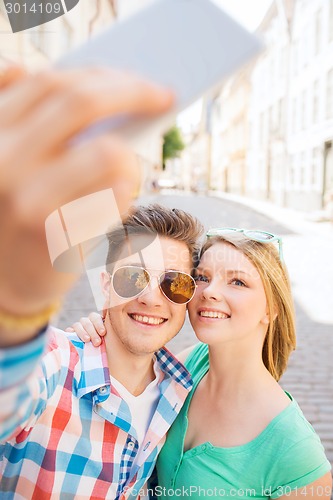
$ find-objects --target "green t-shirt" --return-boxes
[156,343,331,499]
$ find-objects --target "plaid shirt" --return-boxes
[0,326,192,499]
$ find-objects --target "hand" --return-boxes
[66,312,106,347]
[0,66,173,343]
[0,65,27,90]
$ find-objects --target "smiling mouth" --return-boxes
[129,314,167,326]
[199,311,230,319]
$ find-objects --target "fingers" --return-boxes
[1,68,174,152]
[69,313,105,346]
[88,312,106,336]
[71,316,103,346]
[70,320,93,343]
[0,69,52,124]
[11,135,140,225]
[0,64,27,91]
[0,65,173,322]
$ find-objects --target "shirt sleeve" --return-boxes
[269,436,332,498]
[0,327,73,443]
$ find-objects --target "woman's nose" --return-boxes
[201,280,224,302]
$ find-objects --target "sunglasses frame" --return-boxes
[108,265,197,305]
[206,227,284,261]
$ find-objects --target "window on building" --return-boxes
[327,68,333,119]
[269,105,274,134]
[301,89,307,129]
[314,9,322,55]
[280,46,287,78]
[260,112,265,145]
[295,97,301,133]
[301,29,309,69]
[300,152,306,186]
[313,80,320,124]
[311,148,320,185]
[292,97,297,134]
[292,40,298,75]
[278,98,285,133]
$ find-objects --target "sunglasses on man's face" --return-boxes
[109,265,196,305]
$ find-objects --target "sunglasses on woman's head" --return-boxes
[206,228,284,261]
[109,265,196,305]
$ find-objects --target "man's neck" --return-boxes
[103,320,156,396]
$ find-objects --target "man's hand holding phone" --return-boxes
[0,66,173,346]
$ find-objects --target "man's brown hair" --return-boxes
[106,204,203,272]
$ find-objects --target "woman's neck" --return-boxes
[205,339,274,399]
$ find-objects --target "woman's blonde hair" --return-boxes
[200,233,296,381]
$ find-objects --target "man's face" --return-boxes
[101,235,192,356]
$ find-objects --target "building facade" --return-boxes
[247,0,292,206]
[210,66,252,196]
[201,0,333,212]
[286,0,333,210]
[0,1,116,68]
[0,0,164,190]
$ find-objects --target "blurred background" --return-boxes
[1,0,333,468]
[1,0,332,217]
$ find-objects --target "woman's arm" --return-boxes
[277,472,332,499]
[66,312,106,346]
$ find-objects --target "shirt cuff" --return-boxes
[0,326,48,390]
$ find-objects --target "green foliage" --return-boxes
[162,126,185,167]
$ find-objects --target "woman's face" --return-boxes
[188,242,270,346]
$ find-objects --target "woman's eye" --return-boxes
[194,274,209,283]
[230,279,246,287]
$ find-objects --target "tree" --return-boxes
[162,126,185,169]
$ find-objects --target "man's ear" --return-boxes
[100,271,111,301]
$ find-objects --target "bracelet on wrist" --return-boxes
[0,302,60,332]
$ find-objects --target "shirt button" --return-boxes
[128,441,135,449]
[99,387,107,394]
[143,441,151,451]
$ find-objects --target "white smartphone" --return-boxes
[57,0,262,146]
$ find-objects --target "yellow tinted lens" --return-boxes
[160,272,195,304]
[113,266,149,298]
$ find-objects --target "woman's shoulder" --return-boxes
[181,342,209,380]
[176,342,207,364]
[265,394,329,458]
[271,394,319,436]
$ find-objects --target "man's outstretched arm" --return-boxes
[0,66,173,348]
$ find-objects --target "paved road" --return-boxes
[56,192,333,466]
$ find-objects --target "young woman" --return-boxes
[70,228,332,499]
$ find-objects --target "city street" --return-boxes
[56,192,333,466]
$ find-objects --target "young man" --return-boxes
[0,205,203,499]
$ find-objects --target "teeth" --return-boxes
[200,311,228,319]
[132,314,164,325]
